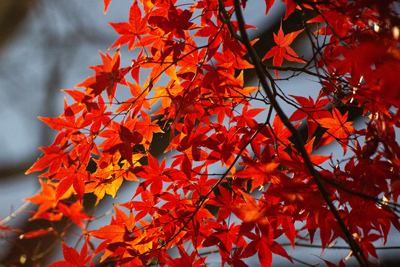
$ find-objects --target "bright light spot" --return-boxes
[393,26,400,39]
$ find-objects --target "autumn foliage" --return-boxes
[9,0,400,266]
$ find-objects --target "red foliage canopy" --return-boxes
[13,0,400,266]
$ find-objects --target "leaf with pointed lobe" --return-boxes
[280,0,297,20]
[316,108,355,154]
[208,186,242,222]
[57,202,93,229]
[141,54,180,85]
[85,177,123,205]
[263,24,305,78]
[113,204,136,231]
[25,145,70,176]
[148,4,199,39]
[61,89,97,112]
[135,111,164,149]
[109,1,151,50]
[282,136,331,170]
[264,0,276,16]
[272,115,297,146]
[103,0,112,14]
[307,11,352,38]
[233,105,266,128]
[302,208,339,249]
[256,237,273,267]
[53,165,93,203]
[75,50,130,105]
[203,221,245,262]
[125,190,160,220]
[78,94,112,135]
[289,95,330,141]
[233,156,280,192]
[23,179,72,219]
[289,95,330,121]
[231,194,273,235]
[160,191,192,211]
[138,154,174,195]
[193,19,219,39]
[166,245,207,267]
[0,220,21,234]
[214,51,253,70]
[87,223,127,244]
[115,81,151,117]
[38,115,84,132]
[48,239,93,267]
[99,120,143,165]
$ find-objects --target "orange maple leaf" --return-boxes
[85,177,123,205]
[23,179,72,219]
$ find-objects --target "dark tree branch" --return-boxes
[230,0,371,266]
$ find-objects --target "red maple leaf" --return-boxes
[316,108,355,154]
[166,245,207,267]
[75,50,131,104]
[121,190,159,220]
[48,239,93,267]
[262,24,305,78]
[57,202,94,229]
[138,154,174,195]
[233,148,280,192]
[203,221,245,265]
[98,120,143,165]
[135,110,164,150]
[25,145,70,177]
[114,81,151,117]
[289,95,330,141]
[109,0,151,50]
[86,205,138,261]
[82,94,112,135]
[232,194,276,235]
[148,2,199,39]
[52,165,94,203]
[62,89,97,113]
[244,225,293,267]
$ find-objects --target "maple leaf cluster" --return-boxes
[17,0,400,266]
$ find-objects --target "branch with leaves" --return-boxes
[8,0,400,266]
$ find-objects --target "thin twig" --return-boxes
[1,189,40,225]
